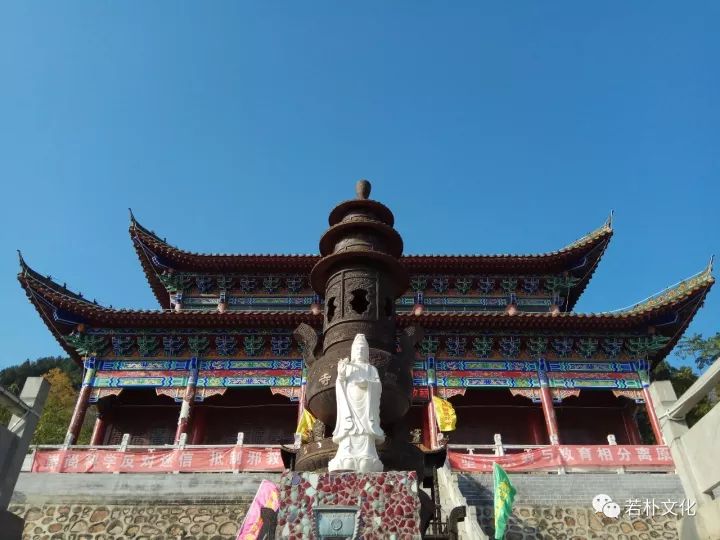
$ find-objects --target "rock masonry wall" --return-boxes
[471,504,678,540]
[9,472,278,540]
[458,472,686,540]
[9,471,688,540]
[9,503,248,540]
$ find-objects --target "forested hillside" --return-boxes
[0,356,93,444]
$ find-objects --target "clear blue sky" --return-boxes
[1,3,717,370]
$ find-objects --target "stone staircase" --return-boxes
[456,472,685,540]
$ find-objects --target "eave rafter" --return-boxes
[130,211,614,310]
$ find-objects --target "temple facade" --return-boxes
[18,196,714,455]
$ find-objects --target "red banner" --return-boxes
[31,446,284,473]
[448,445,674,472]
[32,444,673,474]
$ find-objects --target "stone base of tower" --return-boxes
[275,470,427,539]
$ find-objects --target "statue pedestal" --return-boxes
[275,470,423,539]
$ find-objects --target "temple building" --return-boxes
[18,201,714,454]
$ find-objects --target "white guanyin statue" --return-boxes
[328,334,385,473]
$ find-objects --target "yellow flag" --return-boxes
[432,396,457,432]
[295,409,316,442]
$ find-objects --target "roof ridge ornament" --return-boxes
[128,210,169,245]
[566,217,615,250]
[17,249,28,273]
[605,210,614,230]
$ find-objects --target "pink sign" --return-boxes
[31,447,284,473]
[448,445,674,472]
[236,480,281,540]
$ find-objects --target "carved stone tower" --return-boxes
[293,180,423,471]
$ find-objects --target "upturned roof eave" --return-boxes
[21,264,711,332]
[21,246,711,365]
[130,213,613,307]
[17,273,84,365]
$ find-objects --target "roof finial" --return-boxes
[708,255,715,274]
[17,249,28,271]
[129,208,137,226]
[356,179,372,200]
[606,210,614,229]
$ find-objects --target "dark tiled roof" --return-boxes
[19,253,712,365]
[130,212,614,309]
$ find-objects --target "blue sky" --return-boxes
[0,3,718,370]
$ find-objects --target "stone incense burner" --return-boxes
[291,180,424,473]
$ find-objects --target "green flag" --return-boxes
[493,462,516,539]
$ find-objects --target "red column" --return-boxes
[621,406,642,445]
[64,359,97,446]
[421,394,432,448]
[642,386,664,445]
[90,413,107,445]
[426,386,439,450]
[297,368,307,428]
[425,356,439,450]
[636,360,664,445]
[538,361,560,444]
[190,407,207,444]
[530,408,545,445]
[295,377,305,427]
[174,360,198,444]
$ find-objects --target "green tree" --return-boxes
[1,356,82,430]
[676,332,720,370]
[653,360,713,427]
[1,357,96,444]
[636,360,714,442]
[0,356,82,390]
[31,368,78,444]
[1,366,94,444]
[0,403,9,426]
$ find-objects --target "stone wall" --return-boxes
[9,471,690,539]
[10,503,248,539]
[458,472,686,540]
[9,472,279,540]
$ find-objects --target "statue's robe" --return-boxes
[333,362,384,442]
[330,360,385,471]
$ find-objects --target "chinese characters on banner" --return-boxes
[31,446,284,473]
[448,445,674,472]
[32,444,675,473]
